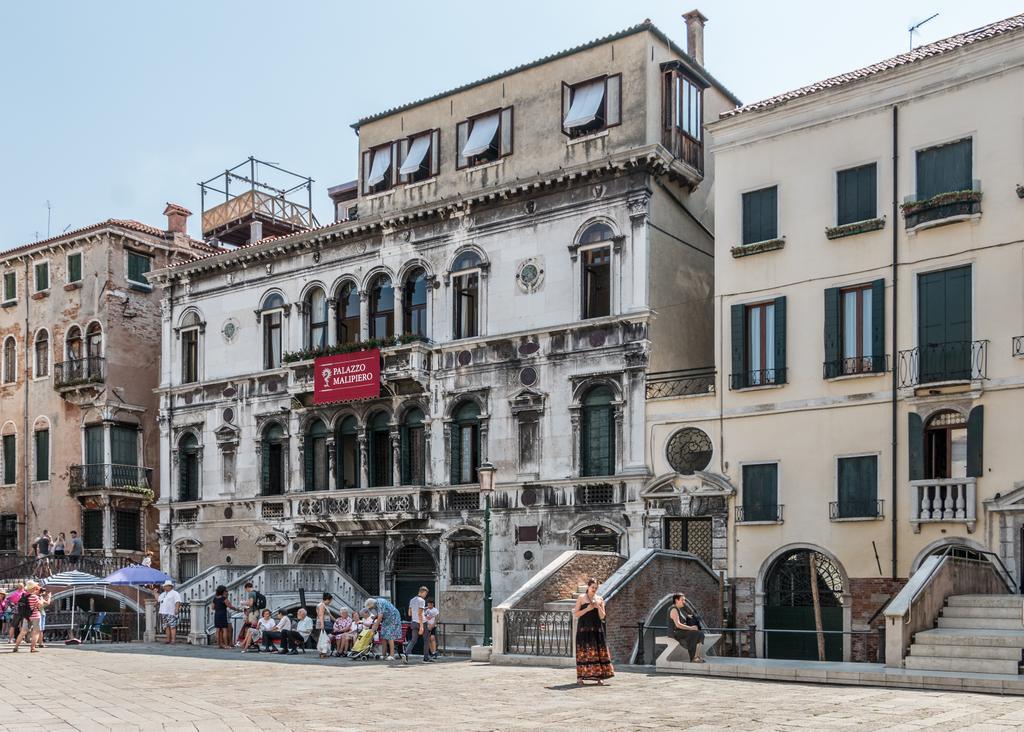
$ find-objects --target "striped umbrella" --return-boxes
[44,570,107,638]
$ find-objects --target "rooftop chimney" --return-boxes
[163,203,192,235]
[683,9,708,66]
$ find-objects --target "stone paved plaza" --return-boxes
[3,645,1024,731]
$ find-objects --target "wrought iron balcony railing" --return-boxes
[69,464,153,497]
[1014,336,1023,358]
[897,340,987,387]
[53,357,106,389]
[735,504,784,523]
[645,368,715,400]
[822,355,890,379]
[730,368,787,390]
[829,499,884,520]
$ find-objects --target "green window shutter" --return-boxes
[730,304,746,388]
[451,425,462,485]
[35,263,48,292]
[773,296,787,383]
[304,437,315,491]
[179,452,189,500]
[35,430,49,481]
[127,253,151,283]
[606,405,616,476]
[917,139,972,200]
[111,426,138,466]
[823,288,841,378]
[742,187,778,245]
[967,405,984,478]
[908,413,924,480]
[838,456,876,517]
[68,254,82,283]
[743,464,777,521]
[261,443,271,495]
[837,164,876,225]
[3,272,14,301]
[871,279,885,372]
[400,426,410,485]
[2,435,15,484]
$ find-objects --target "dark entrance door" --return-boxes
[764,550,844,661]
[345,546,380,596]
[391,544,436,618]
[918,266,971,383]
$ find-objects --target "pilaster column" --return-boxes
[394,286,405,337]
[327,298,338,346]
[359,291,370,341]
[358,433,369,489]
[390,428,401,486]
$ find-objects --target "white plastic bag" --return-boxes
[316,629,331,655]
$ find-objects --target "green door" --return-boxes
[85,426,104,487]
[918,266,971,383]
[764,550,844,662]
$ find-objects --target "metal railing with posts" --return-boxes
[69,464,153,493]
[760,627,886,663]
[630,623,758,665]
[0,553,135,581]
[53,356,106,388]
[437,621,486,654]
[735,504,784,523]
[822,355,889,379]
[503,609,573,657]
[645,368,716,400]
[730,368,787,390]
[897,340,988,387]
[829,499,884,520]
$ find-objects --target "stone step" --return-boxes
[937,617,1024,631]
[543,601,576,611]
[942,605,1023,620]
[910,643,1023,660]
[904,655,1020,675]
[947,595,1024,609]
[915,628,1024,648]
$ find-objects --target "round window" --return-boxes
[666,427,713,475]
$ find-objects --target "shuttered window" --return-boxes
[742,463,778,522]
[115,510,140,551]
[367,413,392,488]
[2,272,15,302]
[742,186,777,245]
[67,253,83,283]
[400,409,425,486]
[2,435,15,484]
[824,280,884,378]
[916,138,972,201]
[837,455,877,518]
[178,433,200,501]
[731,298,786,388]
[126,252,151,285]
[336,417,360,490]
[261,424,285,496]
[0,514,16,551]
[837,163,876,225]
[917,266,971,383]
[580,386,615,477]
[111,425,138,466]
[34,262,49,292]
[82,510,103,550]
[304,420,329,492]
[451,403,480,485]
[34,430,49,482]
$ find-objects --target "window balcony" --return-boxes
[645,368,715,400]
[293,486,428,520]
[53,357,105,391]
[729,368,787,390]
[829,499,884,521]
[285,337,432,396]
[735,504,784,524]
[68,464,154,503]
[897,340,987,388]
[901,187,982,230]
[381,338,432,390]
[822,355,889,379]
[909,477,976,533]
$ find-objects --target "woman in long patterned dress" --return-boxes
[365,597,403,660]
[573,578,614,685]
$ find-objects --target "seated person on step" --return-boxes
[668,593,706,663]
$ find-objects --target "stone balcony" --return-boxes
[68,463,155,505]
[53,357,106,395]
[910,477,977,533]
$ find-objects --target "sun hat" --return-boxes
[162,579,174,587]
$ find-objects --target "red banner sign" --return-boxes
[313,349,381,405]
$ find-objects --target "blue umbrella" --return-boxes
[104,565,174,640]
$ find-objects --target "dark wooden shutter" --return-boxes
[179,452,189,500]
[966,405,984,477]
[456,121,469,169]
[823,288,841,378]
[837,164,877,225]
[561,82,571,136]
[773,297,787,384]
[743,464,777,521]
[908,413,924,480]
[917,139,972,201]
[742,187,778,245]
[430,129,440,177]
[2,435,15,484]
[500,107,514,156]
[261,442,271,495]
[400,425,410,485]
[450,424,462,485]
[68,254,81,282]
[730,304,746,388]
[838,456,876,516]
[871,279,885,372]
[35,430,48,481]
[304,436,315,491]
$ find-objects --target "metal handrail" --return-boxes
[903,546,1018,627]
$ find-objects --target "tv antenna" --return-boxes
[46,200,52,237]
[909,13,939,51]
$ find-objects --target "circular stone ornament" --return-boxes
[666,427,713,475]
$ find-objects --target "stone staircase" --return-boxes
[906,594,1024,674]
[542,584,589,611]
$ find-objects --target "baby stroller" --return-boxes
[349,627,378,661]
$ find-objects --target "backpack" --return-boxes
[17,592,31,618]
[251,591,267,611]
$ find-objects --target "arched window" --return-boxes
[403,268,428,338]
[451,401,480,485]
[306,287,328,351]
[178,433,200,501]
[580,385,615,477]
[580,223,613,319]
[448,529,482,585]
[65,325,83,361]
[368,412,392,487]
[304,419,329,492]
[336,283,360,345]
[452,252,481,340]
[34,330,49,378]
[33,420,50,482]
[261,293,285,369]
[85,322,103,379]
[180,311,201,384]
[401,408,426,486]
[2,336,15,384]
[261,423,286,496]
[1,423,16,486]
[574,524,620,552]
[369,275,394,340]
[336,416,360,490]
[924,410,968,480]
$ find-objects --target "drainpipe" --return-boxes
[165,278,175,578]
[22,258,30,555]
[890,105,899,581]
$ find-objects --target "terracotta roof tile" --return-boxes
[722,13,1024,118]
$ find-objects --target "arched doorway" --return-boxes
[392,544,436,611]
[300,546,335,565]
[574,524,620,552]
[763,549,845,661]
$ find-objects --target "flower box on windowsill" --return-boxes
[730,237,785,258]
[31,291,49,300]
[901,190,982,229]
[63,282,82,292]
[825,217,885,240]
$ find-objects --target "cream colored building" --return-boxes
[646,13,1024,660]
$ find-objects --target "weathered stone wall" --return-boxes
[516,553,624,610]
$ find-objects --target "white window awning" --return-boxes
[461,113,500,157]
[366,147,391,187]
[563,80,605,129]
[399,135,431,175]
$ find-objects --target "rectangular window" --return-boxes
[741,463,778,522]
[916,138,972,201]
[263,311,282,369]
[837,163,877,225]
[178,552,199,582]
[0,514,16,551]
[34,262,49,292]
[661,68,705,171]
[182,328,198,383]
[338,432,360,490]
[841,285,874,373]
[582,246,611,319]
[115,510,141,551]
[67,252,83,283]
[457,107,513,169]
[2,272,15,302]
[561,74,621,138]
[824,281,884,378]
[262,550,284,565]
[363,142,396,194]
[747,302,775,385]
[918,266,972,383]
[516,525,539,543]
[453,272,479,339]
[398,129,440,183]
[518,415,539,474]
[34,430,49,482]
[836,455,878,518]
[35,334,49,377]
[126,252,152,285]
[450,544,482,586]
[2,435,15,485]
[82,510,103,550]
[742,186,778,245]
[111,425,138,468]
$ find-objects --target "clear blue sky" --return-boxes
[0,0,1019,248]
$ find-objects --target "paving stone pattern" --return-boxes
[3,645,1024,730]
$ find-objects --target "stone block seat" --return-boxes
[655,633,721,669]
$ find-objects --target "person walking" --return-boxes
[210,585,236,649]
[365,596,403,661]
[158,580,182,645]
[315,593,334,658]
[13,581,42,653]
[573,578,614,685]
[425,598,440,658]
[6,584,24,644]
[668,593,705,663]
[407,586,432,663]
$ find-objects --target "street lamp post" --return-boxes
[478,461,496,646]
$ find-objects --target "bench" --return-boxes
[654,633,721,669]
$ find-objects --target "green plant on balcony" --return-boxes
[68,483,154,503]
[824,217,886,240]
[282,334,428,364]
[899,189,982,217]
